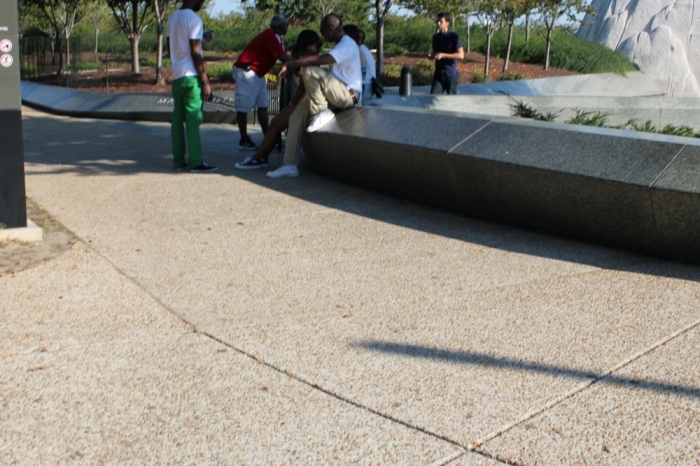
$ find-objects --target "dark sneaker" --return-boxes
[189,162,218,173]
[239,138,258,151]
[235,156,269,170]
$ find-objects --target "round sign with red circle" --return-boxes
[1,54,13,67]
[0,39,12,53]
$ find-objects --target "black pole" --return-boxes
[399,66,412,96]
[0,0,27,229]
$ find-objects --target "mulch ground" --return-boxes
[31,51,576,94]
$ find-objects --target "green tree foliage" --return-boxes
[153,0,178,85]
[473,0,501,77]
[20,0,84,70]
[538,0,594,69]
[82,1,112,53]
[107,0,157,73]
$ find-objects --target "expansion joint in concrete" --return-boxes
[471,316,700,452]
[77,234,472,456]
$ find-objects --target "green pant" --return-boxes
[171,76,203,168]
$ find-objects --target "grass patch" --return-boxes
[470,26,637,75]
[511,100,700,137]
[510,101,558,121]
[566,109,612,127]
[207,62,234,81]
[471,69,488,83]
[497,71,525,81]
[383,61,433,86]
[141,57,171,68]
[69,60,102,71]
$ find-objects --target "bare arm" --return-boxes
[278,53,336,81]
[189,38,212,101]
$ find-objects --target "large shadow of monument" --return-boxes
[20,112,700,284]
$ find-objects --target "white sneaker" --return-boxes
[306,109,335,133]
[266,164,299,178]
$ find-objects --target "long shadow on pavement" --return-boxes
[359,341,700,399]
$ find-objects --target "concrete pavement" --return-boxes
[1,107,698,464]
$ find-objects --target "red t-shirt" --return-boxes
[235,28,285,77]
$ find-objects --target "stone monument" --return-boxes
[0,0,27,230]
[578,0,700,97]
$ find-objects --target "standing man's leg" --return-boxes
[182,77,204,167]
[171,77,188,169]
[448,75,458,94]
[237,111,250,141]
[234,67,258,149]
[257,107,269,135]
[255,76,271,136]
[266,100,310,178]
[430,76,441,95]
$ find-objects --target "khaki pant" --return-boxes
[282,66,355,165]
[302,66,354,115]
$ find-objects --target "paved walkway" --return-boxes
[2,107,699,464]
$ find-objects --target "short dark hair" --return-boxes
[343,24,361,44]
[437,12,451,22]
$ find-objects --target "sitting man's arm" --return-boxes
[278,53,336,81]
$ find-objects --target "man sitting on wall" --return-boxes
[266,14,362,179]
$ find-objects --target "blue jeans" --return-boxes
[430,74,459,95]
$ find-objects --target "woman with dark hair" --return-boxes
[235,30,323,169]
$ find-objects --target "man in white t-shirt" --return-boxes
[266,13,362,178]
[166,0,216,172]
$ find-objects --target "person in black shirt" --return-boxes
[428,12,464,95]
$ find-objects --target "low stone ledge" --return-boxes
[305,106,700,263]
[21,81,239,124]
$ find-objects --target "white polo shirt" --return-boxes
[328,35,363,94]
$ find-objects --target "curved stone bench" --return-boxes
[305,106,700,264]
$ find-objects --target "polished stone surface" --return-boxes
[383,71,666,97]
[21,82,238,123]
[307,106,700,263]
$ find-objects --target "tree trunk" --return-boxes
[131,34,140,73]
[131,0,140,73]
[65,30,70,66]
[94,27,99,54]
[544,27,552,69]
[57,36,64,84]
[525,13,530,42]
[156,24,164,85]
[466,17,470,52]
[503,22,514,72]
[484,31,491,77]
[375,0,384,75]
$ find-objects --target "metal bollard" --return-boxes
[399,66,412,96]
